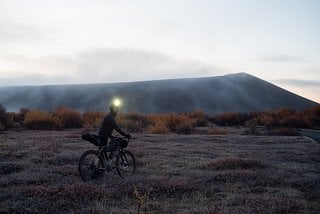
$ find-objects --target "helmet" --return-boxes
[109,103,119,111]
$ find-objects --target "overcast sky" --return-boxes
[0,0,319,102]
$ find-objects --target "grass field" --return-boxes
[0,129,319,213]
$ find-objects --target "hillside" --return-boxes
[0,73,317,114]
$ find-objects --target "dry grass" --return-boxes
[0,130,319,213]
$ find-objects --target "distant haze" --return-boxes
[0,73,317,114]
[0,0,319,102]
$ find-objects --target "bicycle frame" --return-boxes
[96,148,117,172]
[96,138,128,172]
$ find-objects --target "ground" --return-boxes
[0,129,319,213]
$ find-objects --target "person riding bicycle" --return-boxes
[98,100,131,146]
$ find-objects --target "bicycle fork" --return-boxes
[120,153,129,169]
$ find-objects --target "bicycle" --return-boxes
[78,134,136,182]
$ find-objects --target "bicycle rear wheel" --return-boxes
[116,150,136,178]
[78,150,105,182]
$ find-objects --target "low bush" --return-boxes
[209,106,320,130]
[82,112,104,128]
[123,113,151,128]
[24,111,62,130]
[148,113,196,134]
[52,107,83,128]
[166,114,192,132]
[175,119,194,134]
[188,110,208,127]
[210,112,249,126]
[0,104,11,130]
[256,108,299,128]
[301,105,320,129]
[149,122,169,134]
[123,120,144,133]
[117,113,152,133]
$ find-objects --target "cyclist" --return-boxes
[98,100,131,146]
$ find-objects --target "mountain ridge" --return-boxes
[0,73,318,114]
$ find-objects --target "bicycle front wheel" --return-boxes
[78,150,105,182]
[116,150,136,178]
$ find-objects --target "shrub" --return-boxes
[82,112,104,128]
[166,114,195,133]
[117,112,152,133]
[256,108,309,129]
[19,108,30,126]
[256,112,274,128]
[175,119,194,134]
[0,104,9,129]
[52,107,83,128]
[148,113,196,134]
[122,113,151,128]
[123,120,144,133]
[211,112,247,126]
[149,122,169,134]
[301,105,320,129]
[24,111,62,130]
[188,110,208,127]
[268,108,297,128]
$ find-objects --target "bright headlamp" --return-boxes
[112,98,122,107]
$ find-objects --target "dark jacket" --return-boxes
[98,112,127,142]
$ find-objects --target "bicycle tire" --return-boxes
[116,150,136,178]
[78,150,105,182]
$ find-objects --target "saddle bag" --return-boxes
[81,134,100,146]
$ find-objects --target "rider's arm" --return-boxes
[111,116,129,137]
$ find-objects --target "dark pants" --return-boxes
[99,135,108,146]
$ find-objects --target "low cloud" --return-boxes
[274,79,320,87]
[0,73,73,86]
[0,48,225,86]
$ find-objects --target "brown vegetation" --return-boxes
[52,107,83,128]
[210,106,320,135]
[24,110,62,130]
[0,104,320,135]
[82,111,104,128]
[117,112,152,133]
